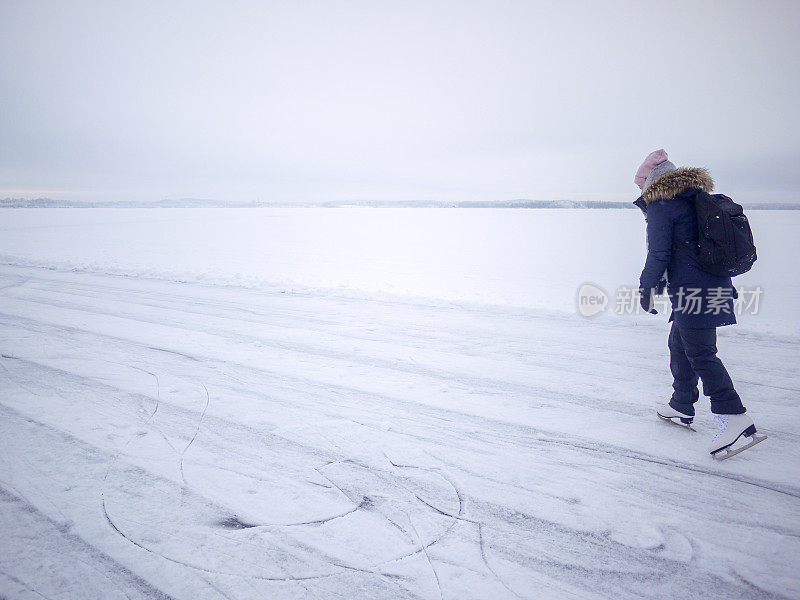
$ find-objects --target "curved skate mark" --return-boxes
[125,365,161,421]
[306,480,332,489]
[179,384,210,486]
[99,364,166,557]
[383,455,465,537]
[320,461,414,540]
[241,457,458,574]
[276,494,372,527]
[314,461,415,542]
[313,421,457,545]
[385,453,524,599]
[147,346,201,362]
[18,398,465,593]
[98,403,427,578]
[406,511,443,600]
[102,498,402,583]
[383,454,462,600]
[209,510,408,593]
[309,426,421,534]
[355,455,465,557]
[120,364,182,455]
[75,356,181,456]
[385,457,465,517]
[102,457,415,583]
[215,497,369,530]
[0,397,402,586]
[417,490,592,600]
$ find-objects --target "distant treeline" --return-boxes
[3,197,799,210]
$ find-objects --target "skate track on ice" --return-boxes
[1,263,798,600]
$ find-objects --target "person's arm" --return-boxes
[639,201,672,307]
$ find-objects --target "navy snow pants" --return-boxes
[667,322,746,416]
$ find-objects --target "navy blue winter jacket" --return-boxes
[634,167,736,329]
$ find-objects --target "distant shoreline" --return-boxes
[2,198,799,210]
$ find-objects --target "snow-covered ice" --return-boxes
[0,208,798,599]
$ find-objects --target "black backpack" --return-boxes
[675,191,757,277]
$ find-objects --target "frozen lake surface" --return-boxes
[0,208,798,599]
[1,208,797,334]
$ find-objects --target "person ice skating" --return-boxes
[633,149,765,459]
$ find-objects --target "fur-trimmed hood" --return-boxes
[641,167,714,204]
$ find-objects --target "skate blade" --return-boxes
[657,413,695,432]
[712,434,767,461]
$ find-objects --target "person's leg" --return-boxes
[668,322,700,416]
[676,326,746,415]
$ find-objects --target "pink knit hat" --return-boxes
[635,149,669,188]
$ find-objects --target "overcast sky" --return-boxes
[1,0,798,204]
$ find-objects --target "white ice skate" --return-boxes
[657,404,695,430]
[708,414,767,460]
